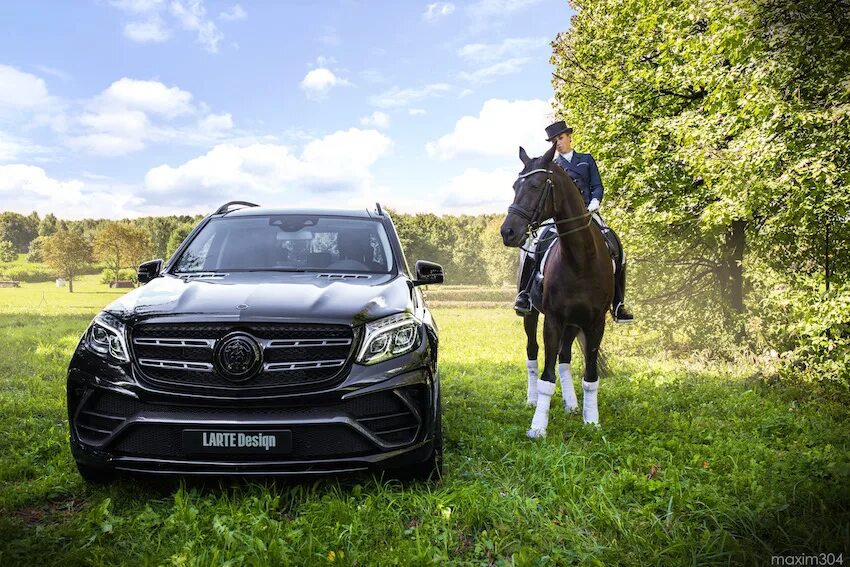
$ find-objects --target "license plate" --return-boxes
[182,429,292,454]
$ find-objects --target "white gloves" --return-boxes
[588,198,600,212]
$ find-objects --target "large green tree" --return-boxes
[93,223,152,286]
[551,0,850,338]
[0,211,39,253]
[42,230,92,293]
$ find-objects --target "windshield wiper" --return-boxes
[241,268,308,273]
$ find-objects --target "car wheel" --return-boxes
[394,398,443,483]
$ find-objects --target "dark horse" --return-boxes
[500,144,613,437]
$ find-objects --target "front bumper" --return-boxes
[67,363,438,476]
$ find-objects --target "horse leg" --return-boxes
[524,310,540,407]
[581,318,606,426]
[527,314,563,438]
[558,326,579,413]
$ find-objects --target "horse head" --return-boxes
[500,144,557,247]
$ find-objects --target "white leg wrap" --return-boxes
[558,363,579,413]
[582,380,600,426]
[527,379,555,438]
[526,360,538,407]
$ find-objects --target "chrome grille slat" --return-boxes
[139,358,214,372]
[264,359,346,372]
[131,323,355,394]
[264,338,352,348]
[133,338,215,348]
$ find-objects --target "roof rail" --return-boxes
[375,202,384,216]
[214,201,260,215]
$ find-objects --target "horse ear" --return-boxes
[542,143,557,164]
[519,146,531,165]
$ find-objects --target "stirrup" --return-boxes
[514,292,532,315]
[612,303,634,324]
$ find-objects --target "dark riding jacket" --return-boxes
[555,152,604,207]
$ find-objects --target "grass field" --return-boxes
[0,281,848,565]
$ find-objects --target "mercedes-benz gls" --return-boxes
[67,202,444,481]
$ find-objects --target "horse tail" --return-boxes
[577,329,608,379]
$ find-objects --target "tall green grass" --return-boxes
[0,284,847,565]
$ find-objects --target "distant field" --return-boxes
[0,283,848,565]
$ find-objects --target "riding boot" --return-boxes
[514,254,535,314]
[612,254,634,323]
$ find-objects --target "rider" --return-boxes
[513,120,634,323]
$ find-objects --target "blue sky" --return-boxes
[0,0,573,219]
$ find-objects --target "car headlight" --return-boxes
[85,312,130,363]
[356,313,421,365]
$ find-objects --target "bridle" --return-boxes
[508,167,591,248]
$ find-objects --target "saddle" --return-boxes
[527,216,622,312]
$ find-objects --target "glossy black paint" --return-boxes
[67,207,443,479]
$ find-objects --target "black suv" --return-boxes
[67,202,444,480]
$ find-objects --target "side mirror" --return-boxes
[413,260,444,287]
[137,259,163,284]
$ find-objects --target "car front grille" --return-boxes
[130,322,357,395]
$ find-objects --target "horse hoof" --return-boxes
[526,398,537,408]
[526,428,547,439]
[583,420,601,428]
[564,404,579,414]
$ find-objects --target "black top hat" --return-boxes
[545,120,573,141]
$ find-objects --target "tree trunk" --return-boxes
[68,275,74,293]
[727,219,745,313]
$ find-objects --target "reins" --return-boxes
[509,167,592,251]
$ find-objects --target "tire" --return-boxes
[76,462,115,484]
[394,398,443,482]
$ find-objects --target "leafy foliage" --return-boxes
[42,230,93,292]
[93,223,151,285]
[0,240,16,263]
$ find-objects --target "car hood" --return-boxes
[104,272,414,326]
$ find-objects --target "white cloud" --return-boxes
[426,98,554,160]
[0,132,51,163]
[458,37,548,63]
[300,68,352,99]
[459,57,530,83]
[96,78,194,117]
[66,78,235,156]
[437,167,516,213]
[0,65,51,109]
[0,164,148,219]
[360,111,390,129]
[218,4,246,21]
[408,108,426,116]
[370,83,450,108]
[124,16,170,43]
[144,128,393,207]
[424,2,455,21]
[198,112,234,133]
[170,0,224,53]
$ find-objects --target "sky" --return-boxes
[0,0,574,220]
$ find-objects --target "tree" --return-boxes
[139,217,177,260]
[42,230,92,292]
[0,211,39,253]
[166,222,197,259]
[38,213,59,237]
[550,0,850,340]
[0,240,16,263]
[93,223,151,286]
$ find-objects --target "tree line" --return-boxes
[0,210,520,291]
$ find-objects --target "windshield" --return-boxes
[173,215,395,274]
